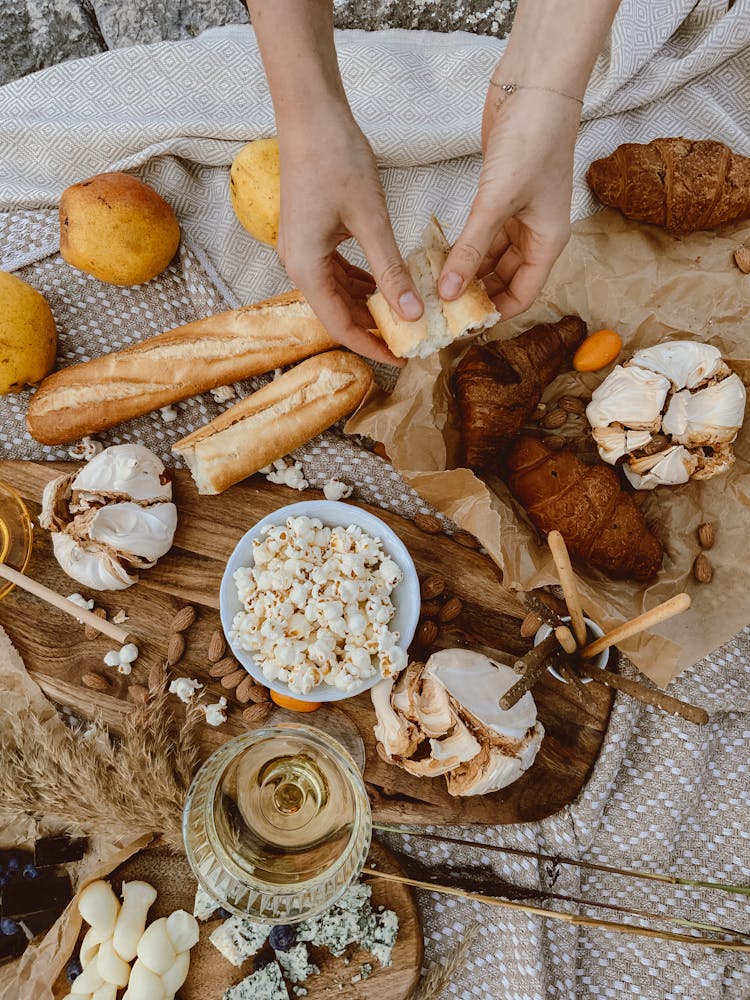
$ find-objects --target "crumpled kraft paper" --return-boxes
[348,210,750,686]
[0,625,152,1000]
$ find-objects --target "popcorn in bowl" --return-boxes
[230,514,409,696]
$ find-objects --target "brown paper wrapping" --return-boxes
[0,625,152,1000]
[348,210,750,686]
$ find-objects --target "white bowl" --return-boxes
[219,500,420,703]
[534,615,609,683]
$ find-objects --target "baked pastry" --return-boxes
[26,290,335,444]
[504,435,663,581]
[587,138,750,235]
[454,316,586,469]
[367,217,499,358]
[172,351,372,494]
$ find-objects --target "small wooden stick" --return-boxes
[502,634,558,708]
[577,662,708,725]
[0,563,130,644]
[547,531,587,646]
[581,594,691,659]
[558,661,589,702]
[555,626,578,655]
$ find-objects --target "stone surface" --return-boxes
[1,1,516,86]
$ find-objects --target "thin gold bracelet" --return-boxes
[488,80,584,106]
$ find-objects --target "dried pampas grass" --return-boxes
[0,670,200,850]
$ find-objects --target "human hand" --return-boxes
[438,83,581,321]
[277,107,422,367]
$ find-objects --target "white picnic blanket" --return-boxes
[0,3,748,998]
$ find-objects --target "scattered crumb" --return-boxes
[112,609,129,624]
[210,384,236,403]
[160,405,178,423]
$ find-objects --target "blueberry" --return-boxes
[0,919,19,936]
[215,907,232,920]
[269,924,296,952]
[66,958,83,983]
[22,863,39,880]
[6,857,20,876]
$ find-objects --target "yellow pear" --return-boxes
[230,138,280,246]
[60,172,181,285]
[0,271,57,394]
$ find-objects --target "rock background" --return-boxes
[0,0,515,85]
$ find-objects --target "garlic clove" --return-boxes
[623,445,697,489]
[629,341,724,390]
[661,373,746,447]
[71,445,172,503]
[586,365,670,431]
[87,502,178,565]
[52,533,137,591]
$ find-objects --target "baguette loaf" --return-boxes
[26,290,335,445]
[172,351,373,495]
[368,217,500,359]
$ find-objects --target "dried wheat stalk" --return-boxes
[0,688,201,851]
[411,922,480,1000]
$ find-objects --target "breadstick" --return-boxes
[555,625,578,655]
[547,531,587,646]
[502,634,559,708]
[581,594,691,659]
[577,663,708,725]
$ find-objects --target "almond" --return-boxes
[210,657,239,678]
[558,395,586,415]
[166,633,186,667]
[438,597,463,623]
[421,574,447,600]
[235,675,257,703]
[416,620,438,646]
[81,671,110,692]
[84,607,107,640]
[170,605,196,633]
[540,408,568,430]
[207,630,226,663]
[247,685,271,704]
[641,435,670,456]
[734,246,750,274]
[520,611,543,638]
[693,552,713,584]
[530,403,547,422]
[414,513,443,535]
[545,435,566,451]
[128,684,149,703]
[221,669,247,690]
[420,600,441,619]
[453,531,480,550]
[697,522,715,550]
[243,703,273,726]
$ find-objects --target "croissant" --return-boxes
[587,138,750,235]
[504,436,663,581]
[454,316,586,469]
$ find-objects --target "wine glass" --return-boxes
[183,723,372,924]
[0,480,33,600]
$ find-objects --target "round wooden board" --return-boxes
[53,840,422,1000]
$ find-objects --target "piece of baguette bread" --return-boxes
[172,350,373,495]
[26,290,336,445]
[367,217,500,359]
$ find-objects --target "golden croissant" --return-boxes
[453,316,586,469]
[587,137,750,235]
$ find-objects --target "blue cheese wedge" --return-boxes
[335,882,372,913]
[297,905,362,956]
[223,961,289,1000]
[275,943,318,984]
[193,884,220,921]
[360,909,399,967]
[210,915,270,966]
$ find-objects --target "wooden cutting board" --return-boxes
[52,840,422,1000]
[0,460,613,825]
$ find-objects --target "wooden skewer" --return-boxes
[555,625,578,655]
[0,563,130,644]
[546,531,587,646]
[581,593,691,659]
[577,662,708,725]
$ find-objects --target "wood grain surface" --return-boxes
[51,840,423,1000]
[0,460,614,825]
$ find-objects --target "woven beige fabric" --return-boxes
[0,6,748,996]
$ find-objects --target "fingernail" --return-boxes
[398,290,422,321]
[439,271,464,299]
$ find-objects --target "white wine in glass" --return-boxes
[183,723,371,923]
